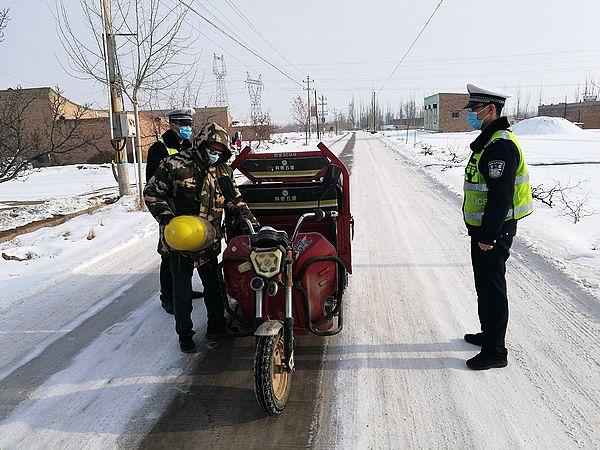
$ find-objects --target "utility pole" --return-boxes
[333,107,338,135]
[372,91,377,133]
[314,90,320,140]
[319,94,327,137]
[303,76,313,145]
[101,0,130,196]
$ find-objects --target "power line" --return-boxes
[378,0,446,93]
[174,0,303,87]
[222,0,306,78]
[188,0,277,67]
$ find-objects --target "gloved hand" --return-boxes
[159,214,174,226]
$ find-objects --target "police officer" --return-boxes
[146,108,203,315]
[462,83,533,370]
[144,122,259,353]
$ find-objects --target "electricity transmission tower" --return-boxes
[213,54,228,107]
[246,72,264,122]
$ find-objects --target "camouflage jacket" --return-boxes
[144,146,258,266]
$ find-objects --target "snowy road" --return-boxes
[1,132,599,448]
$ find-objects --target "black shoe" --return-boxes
[466,352,508,370]
[205,323,239,339]
[464,332,483,346]
[161,302,174,315]
[179,335,197,353]
[192,290,204,299]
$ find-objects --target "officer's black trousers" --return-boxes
[167,254,226,337]
[470,236,513,356]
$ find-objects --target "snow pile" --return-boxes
[512,116,584,136]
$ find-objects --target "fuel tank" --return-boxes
[222,232,338,331]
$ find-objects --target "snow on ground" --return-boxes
[512,116,586,136]
[0,133,346,232]
[0,164,139,232]
[379,121,600,300]
[250,131,345,153]
[0,195,156,308]
[0,133,351,447]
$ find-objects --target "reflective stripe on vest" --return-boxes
[159,138,179,156]
[463,129,533,226]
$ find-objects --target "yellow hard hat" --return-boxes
[163,215,216,251]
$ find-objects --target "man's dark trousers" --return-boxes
[167,254,226,337]
[470,236,513,356]
[159,256,173,306]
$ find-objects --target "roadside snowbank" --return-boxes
[380,129,600,300]
[0,164,139,232]
[512,116,584,136]
[0,195,156,305]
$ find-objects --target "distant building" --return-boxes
[537,99,600,129]
[140,105,233,135]
[0,87,235,166]
[423,93,470,132]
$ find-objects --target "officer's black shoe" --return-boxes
[464,332,483,346]
[179,335,197,353]
[466,352,508,370]
[161,302,174,315]
[192,290,204,299]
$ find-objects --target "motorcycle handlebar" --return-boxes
[242,217,257,235]
[291,209,339,243]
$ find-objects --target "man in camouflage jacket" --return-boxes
[144,122,258,352]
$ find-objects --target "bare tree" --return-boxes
[0,87,102,183]
[248,113,275,149]
[55,0,197,206]
[347,98,356,130]
[290,96,308,132]
[513,85,522,118]
[532,179,597,223]
[0,8,9,43]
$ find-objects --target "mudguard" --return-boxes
[254,320,283,337]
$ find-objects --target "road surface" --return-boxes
[0,132,598,449]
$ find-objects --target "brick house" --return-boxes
[0,87,235,166]
[538,99,600,129]
[423,93,470,132]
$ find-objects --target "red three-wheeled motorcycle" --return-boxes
[220,142,353,415]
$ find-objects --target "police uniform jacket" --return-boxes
[466,116,519,245]
[145,129,192,182]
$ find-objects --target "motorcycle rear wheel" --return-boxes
[253,330,292,415]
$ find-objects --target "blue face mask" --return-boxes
[466,111,484,130]
[178,126,192,140]
[466,106,491,130]
[206,149,220,164]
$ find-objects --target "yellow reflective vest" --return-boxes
[463,129,533,227]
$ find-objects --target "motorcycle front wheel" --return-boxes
[253,330,292,415]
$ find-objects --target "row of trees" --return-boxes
[289,95,422,133]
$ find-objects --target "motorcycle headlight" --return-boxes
[250,248,283,278]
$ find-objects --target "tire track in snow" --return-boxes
[311,132,599,448]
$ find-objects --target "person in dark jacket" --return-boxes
[146,108,195,182]
[146,108,202,315]
[462,83,533,370]
[144,122,259,353]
